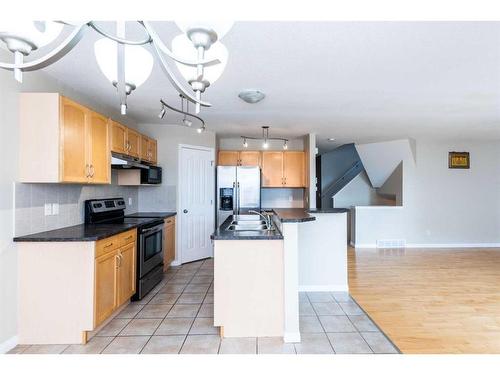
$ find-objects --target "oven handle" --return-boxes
[140,223,164,234]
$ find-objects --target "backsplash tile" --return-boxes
[14,172,139,236]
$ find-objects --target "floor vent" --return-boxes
[376,239,406,248]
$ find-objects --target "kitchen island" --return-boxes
[211,208,348,343]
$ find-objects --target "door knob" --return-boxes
[183,209,188,213]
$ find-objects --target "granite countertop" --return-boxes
[126,212,176,219]
[270,208,349,223]
[211,215,284,241]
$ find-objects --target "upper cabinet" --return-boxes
[218,150,306,188]
[218,151,261,167]
[262,151,305,188]
[140,135,157,164]
[19,93,110,184]
[110,121,157,165]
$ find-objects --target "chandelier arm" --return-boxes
[0,23,88,72]
[89,21,152,45]
[142,21,220,68]
[160,99,205,127]
[116,22,127,114]
[150,39,212,107]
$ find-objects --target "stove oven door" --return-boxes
[138,222,164,278]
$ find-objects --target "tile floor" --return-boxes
[8,258,399,354]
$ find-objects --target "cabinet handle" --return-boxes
[115,254,120,269]
[124,235,133,241]
[90,164,95,178]
[85,164,90,178]
[104,242,113,248]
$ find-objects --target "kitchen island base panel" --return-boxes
[214,240,284,338]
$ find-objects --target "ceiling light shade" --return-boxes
[174,19,234,41]
[94,38,153,88]
[172,34,228,85]
[0,21,63,54]
[238,89,265,104]
[283,141,288,150]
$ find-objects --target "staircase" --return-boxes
[321,161,364,201]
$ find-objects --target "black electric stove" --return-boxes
[85,198,165,300]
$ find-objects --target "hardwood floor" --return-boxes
[348,247,500,354]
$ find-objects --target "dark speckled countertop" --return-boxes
[13,212,176,242]
[269,208,349,223]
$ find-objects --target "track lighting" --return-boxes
[158,104,166,119]
[240,126,288,150]
[197,126,206,133]
[180,95,192,126]
[183,118,193,127]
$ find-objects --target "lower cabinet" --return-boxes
[163,216,176,270]
[94,229,137,327]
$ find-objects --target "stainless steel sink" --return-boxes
[230,220,267,226]
[227,224,269,231]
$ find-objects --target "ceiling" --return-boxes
[9,21,500,152]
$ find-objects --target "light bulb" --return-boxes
[243,139,248,148]
[197,127,205,133]
[283,142,288,150]
[183,118,193,127]
[263,141,269,149]
[172,34,228,85]
[94,38,153,88]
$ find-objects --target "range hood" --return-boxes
[111,152,149,169]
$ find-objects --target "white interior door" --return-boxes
[179,145,215,263]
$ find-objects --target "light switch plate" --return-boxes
[52,203,59,215]
[44,203,52,216]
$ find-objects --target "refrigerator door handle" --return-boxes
[237,182,240,214]
[233,181,237,215]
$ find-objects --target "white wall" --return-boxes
[136,124,216,211]
[333,171,387,208]
[0,69,134,352]
[354,140,500,247]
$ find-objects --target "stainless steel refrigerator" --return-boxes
[216,166,261,227]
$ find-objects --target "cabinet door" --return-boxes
[239,151,261,167]
[149,139,158,164]
[110,121,127,154]
[126,128,141,158]
[283,152,305,187]
[218,151,239,166]
[88,112,110,184]
[60,98,88,182]
[163,218,176,270]
[117,243,136,306]
[140,135,150,161]
[261,152,284,187]
[94,250,118,327]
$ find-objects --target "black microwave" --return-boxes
[141,166,162,184]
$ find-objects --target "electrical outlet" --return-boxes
[128,197,132,206]
[288,195,293,202]
[52,203,59,215]
[44,203,52,216]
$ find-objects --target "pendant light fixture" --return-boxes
[0,20,233,123]
[159,98,205,134]
[241,126,289,150]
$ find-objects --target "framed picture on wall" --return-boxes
[448,151,470,169]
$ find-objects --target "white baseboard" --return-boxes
[283,331,301,343]
[298,285,349,292]
[0,335,18,354]
[353,243,500,249]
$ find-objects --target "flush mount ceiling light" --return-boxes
[328,138,336,142]
[241,126,289,150]
[0,20,233,118]
[238,89,265,104]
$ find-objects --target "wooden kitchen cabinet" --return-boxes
[217,151,261,166]
[110,121,127,154]
[19,94,111,184]
[239,151,261,166]
[140,135,158,164]
[117,242,136,306]
[94,250,118,327]
[262,151,284,187]
[261,151,305,187]
[283,151,305,187]
[94,229,136,327]
[218,151,239,166]
[163,216,176,270]
[126,128,141,158]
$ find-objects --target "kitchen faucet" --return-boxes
[248,210,272,229]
